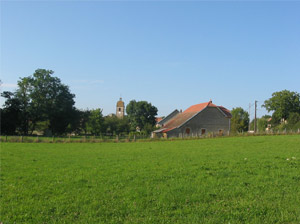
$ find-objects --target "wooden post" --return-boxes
[254,100,257,133]
[36,136,39,143]
[116,135,119,142]
[21,136,23,143]
[133,135,136,142]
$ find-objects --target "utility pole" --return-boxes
[254,100,257,133]
[249,103,251,131]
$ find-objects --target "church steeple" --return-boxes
[116,97,125,118]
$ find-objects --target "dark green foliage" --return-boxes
[103,115,130,135]
[0,92,22,135]
[263,90,300,123]
[1,69,76,135]
[230,107,249,133]
[1,136,300,223]
[287,112,300,130]
[126,100,158,132]
[86,109,104,135]
[257,115,271,132]
[77,109,92,135]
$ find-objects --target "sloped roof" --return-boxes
[184,101,217,113]
[155,117,164,123]
[155,101,231,133]
[158,109,179,125]
[218,106,232,118]
[163,112,198,129]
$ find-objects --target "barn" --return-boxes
[152,100,232,138]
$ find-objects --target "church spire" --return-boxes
[116,97,125,118]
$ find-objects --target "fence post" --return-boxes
[133,135,136,142]
[116,135,119,142]
[6,135,8,142]
[36,136,39,143]
[21,136,23,143]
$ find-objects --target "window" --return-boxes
[219,129,223,136]
[119,108,121,112]
[201,129,206,135]
[185,128,190,134]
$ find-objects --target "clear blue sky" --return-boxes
[1,1,300,119]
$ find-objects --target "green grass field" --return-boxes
[1,135,300,223]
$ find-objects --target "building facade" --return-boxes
[152,101,231,138]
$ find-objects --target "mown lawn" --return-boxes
[1,135,300,223]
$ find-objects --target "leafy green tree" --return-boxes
[126,100,158,132]
[86,109,104,135]
[1,69,77,135]
[14,78,32,134]
[263,90,300,123]
[231,107,249,133]
[287,112,300,130]
[257,115,271,132]
[116,116,130,134]
[0,91,23,135]
[103,115,130,135]
[24,69,76,135]
[78,109,91,135]
[288,112,300,125]
[103,115,118,134]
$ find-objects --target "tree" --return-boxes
[86,109,104,135]
[288,112,300,125]
[78,109,91,135]
[24,69,76,135]
[126,100,158,132]
[116,116,130,134]
[0,91,22,135]
[102,115,131,135]
[230,107,249,133]
[103,115,118,134]
[287,112,300,130]
[263,90,300,123]
[257,115,271,132]
[1,69,77,135]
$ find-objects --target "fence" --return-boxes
[1,129,299,143]
[0,134,152,143]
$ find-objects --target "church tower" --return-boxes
[116,97,125,118]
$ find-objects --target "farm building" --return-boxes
[152,100,232,138]
[156,109,180,128]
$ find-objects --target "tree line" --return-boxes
[1,69,300,136]
[0,69,158,136]
[230,90,300,133]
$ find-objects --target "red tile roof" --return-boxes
[155,117,163,123]
[183,101,216,113]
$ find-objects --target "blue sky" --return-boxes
[1,1,300,119]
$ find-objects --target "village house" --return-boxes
[152,100,232,138]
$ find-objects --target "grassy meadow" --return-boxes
[1,135,300,223]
